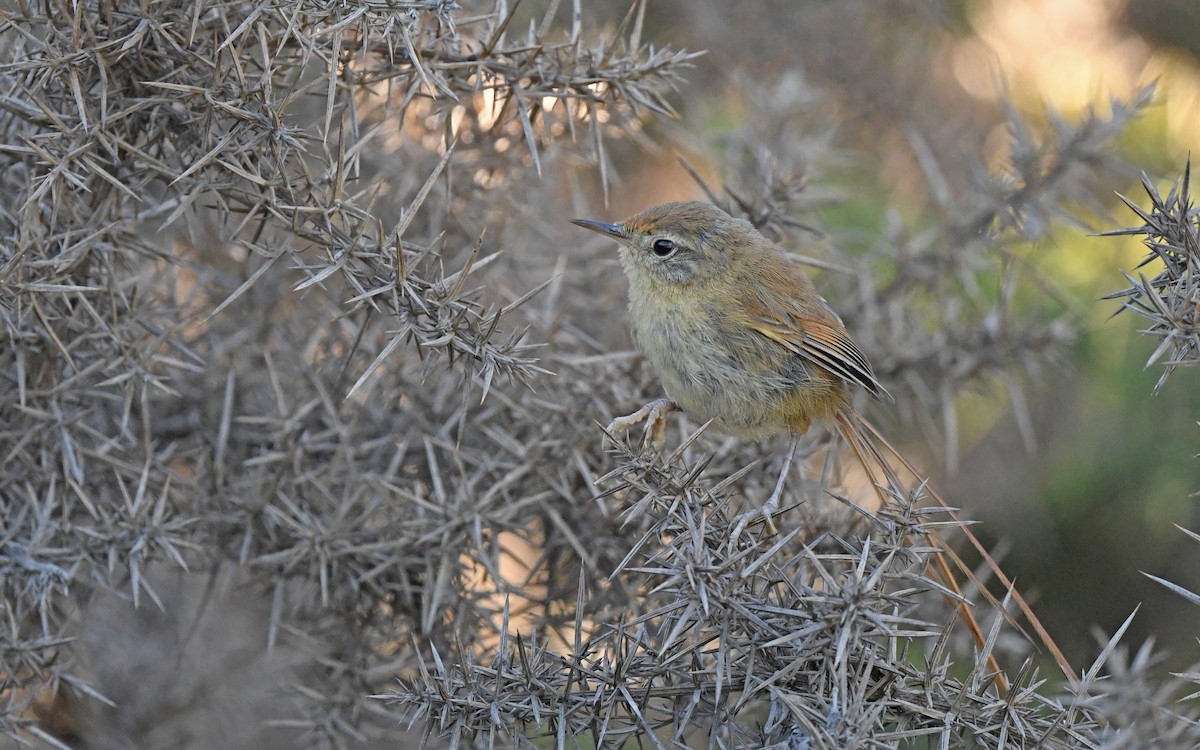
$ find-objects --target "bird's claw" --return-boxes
[731,503,780,544]
[605,398,678,453]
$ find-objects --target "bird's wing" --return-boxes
[739,295,892,402]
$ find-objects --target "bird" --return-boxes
[573,200,892,536]
[574,201,1077,687]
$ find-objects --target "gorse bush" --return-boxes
[1,0,1197,748]
[1104,165,1200,392]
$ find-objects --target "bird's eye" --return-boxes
[652,238,677,257]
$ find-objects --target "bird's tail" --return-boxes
[833,409,1078,689]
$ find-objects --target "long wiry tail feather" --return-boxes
[833,409,1079,688]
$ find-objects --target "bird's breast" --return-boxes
[627,289,813,437]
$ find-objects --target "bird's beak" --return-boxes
[571,218,626,239]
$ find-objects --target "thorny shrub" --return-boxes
[1,0,1198,748]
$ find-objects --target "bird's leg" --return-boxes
[763,432,800,516]
[605,398,679,453]
[732,432,800,541]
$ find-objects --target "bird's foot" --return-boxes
[731,498,781,543]
[731,435,797,543]
[605,399,679,453]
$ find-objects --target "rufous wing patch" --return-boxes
[741,301,891,401]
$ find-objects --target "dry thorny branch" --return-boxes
[1103,161,1200,392]
[1,0,1198,747]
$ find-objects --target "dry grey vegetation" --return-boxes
[2,1,1199,748]
[1104,164,1200,391]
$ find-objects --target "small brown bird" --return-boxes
[574,201,892,533]
[573,202,1079,686]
